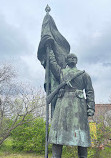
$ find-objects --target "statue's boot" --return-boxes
[78,146,87,158]
[52,144,63,158]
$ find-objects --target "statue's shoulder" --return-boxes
[75,68,85,75]
[76,69,84,73]
[82,71,91,79]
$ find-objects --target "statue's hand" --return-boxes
[49,50,54,56]
[49,50,55,61]
[87,109,94,116]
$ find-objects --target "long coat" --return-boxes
[48,53,95,147]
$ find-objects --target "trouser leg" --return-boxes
[52,144,63,158]
[78,146,87,158]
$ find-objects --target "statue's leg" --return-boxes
[52,144,63,158]
[78,146,87,158]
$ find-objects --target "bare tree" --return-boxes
[0,64,15,83]
[0,64,46,145]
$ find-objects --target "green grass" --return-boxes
[0,153,42,158]
[0,137,111,158]
[0,148,111,158]
[0,138,51,158]
[0,153,51,158]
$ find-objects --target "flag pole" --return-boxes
[45,46,50,158]
[45,5,51,158]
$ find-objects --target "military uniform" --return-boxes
[48,52,95,157]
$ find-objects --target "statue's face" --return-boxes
[67,55,77,66]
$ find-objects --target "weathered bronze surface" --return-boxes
[37,5,70,118]
[37,5,95,158]
[48,52,95,147]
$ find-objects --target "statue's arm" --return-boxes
[84,73,95,116]
[49,50,61,82]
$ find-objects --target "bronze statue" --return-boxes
[48,52,95,158]
[37,5,95,158]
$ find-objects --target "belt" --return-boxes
[64,87,78,92]
[65,89,84,99]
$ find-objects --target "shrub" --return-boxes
[62,146,78,158]
[11,116,46,154]
[0,137,13,153]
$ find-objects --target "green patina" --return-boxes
[48,52,95,147]
[37,7,95,157]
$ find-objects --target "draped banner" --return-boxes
[37,13,70,68]
[37,11,70,116]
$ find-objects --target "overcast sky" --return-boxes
[0,0,111,103]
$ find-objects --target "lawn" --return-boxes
[0,148,111,158]
[0,154,43,158]
[0,153,52,158]
[0,137,111,158]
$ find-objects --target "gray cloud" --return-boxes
[0,14,32,58]
[77,26,111,64]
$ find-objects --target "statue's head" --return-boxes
[66,53,78,66]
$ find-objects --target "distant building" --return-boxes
[89,104,111,123]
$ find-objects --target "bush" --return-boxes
[11,116,46,154]
[0,137,13,153]
[62,146,78,158]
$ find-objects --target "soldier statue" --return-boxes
[48,50,95,158]
[37,5,95,158]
